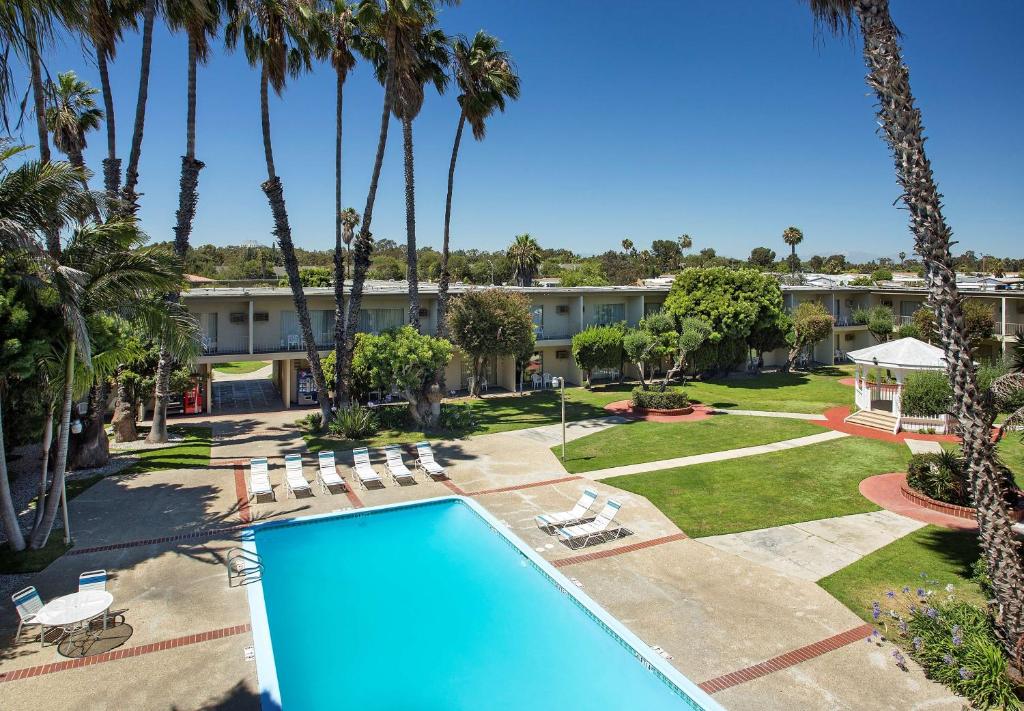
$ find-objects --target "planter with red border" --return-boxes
[899,475,1024,522]
[633,405,694,416]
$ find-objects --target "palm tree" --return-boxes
[45,72,103,177]
[507,233,541,287]
[148,0,219,444]
[621,238,633,253]
[382,2,449,329]
[227,0,333,428]
[76,0,142,206]
[120,0,158,216]
[782,226,803,273]
[807,0,1024,657]
[334,206,359,399]
[898,250,906,268]
[437,30,519,339]
[678,233,692,254]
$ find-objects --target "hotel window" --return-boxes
[531,306,544,337]
[280,310,334,346]
[592,303,625,325]
[644,302,662,317]
[899,301,922,317]
[358,308,405,334]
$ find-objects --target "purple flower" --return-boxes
[916,588,926,597]
[885,590,896,599]
[912,636,922,651]
[902,586,911,594]
[892,649,907,670]
[871,601,881,621]
[959,667,974,680]
[952,625,962,646]
[926,607,939,619]
[898,619,909,634]
[872,628,880,638]
[943,653,955,666]
[909,604,918,614]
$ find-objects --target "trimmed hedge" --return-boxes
[631,387,690,410]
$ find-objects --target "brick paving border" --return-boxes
[552,532,687,568]
[232,462,252,523]
[0,624,252,683]
[697,623,874,694]
[68,525,247,556]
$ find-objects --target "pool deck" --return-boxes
[0,417,964,710]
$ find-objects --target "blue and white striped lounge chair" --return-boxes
[557,499,623,548]
[11,586,44,643]
[535,489,598,531]
[316,451,347,494]
[414,441,446,479]
[284,454,312,498]
[78,569,107,592]
[248,457,274,501]
[352,447,382,489]
[384,445,415,485]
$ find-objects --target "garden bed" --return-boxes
[899,477,1024,522]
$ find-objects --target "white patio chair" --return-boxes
[248,457,274,501]
[414,441,446,479]
[284,453,312,498]
[535,489,599,531]
[530,373,542,390]
[557,499,624,548]
[316,451,347,494]
[287,334,300,350]
[78,570,107,592]
[384,445,415,485]
[352,447,383,489]
[11,586,44,643]
[543,372,553,388]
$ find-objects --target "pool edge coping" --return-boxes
[243,496,724,711]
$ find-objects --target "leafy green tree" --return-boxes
[748,246,776,269]
[622,313,677,389]
[870,268,893,282]
[853,305,895,343]
[277,266,332,288]
[438,31,519,338]
[559,261,608,287]
[650,239,683,273]
[747,312,791,368]
[352,325,451,426]
[786,301,833,370]
[661,317,711,388]
[446,289,533,397]
[571,325,624,388]
[913,301,994,351]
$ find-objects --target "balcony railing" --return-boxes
[994,321,1023,337]
[201,336,249,356]
[254,334,334,354]
[536,330,572,341]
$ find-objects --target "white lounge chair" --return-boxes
[284,454,312,498]
[557,499,624,548]
[316,451,347,494]
[11,586,44,643]
[352,447,383,489]
[78,569,107,592]
[414,441,446,479]
[248,457,274,501]
[384,445,415,485]
[535,489,599,531]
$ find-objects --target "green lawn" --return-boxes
[682,367,852,414]
[605,436,908,537]
[940,436,1023,489]
[212,360,269,375]
[0,537,72,574]
[120,425,212,475]
[819,525,986,624]
[555,415,823,473]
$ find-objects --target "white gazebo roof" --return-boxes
[846,337,947,371]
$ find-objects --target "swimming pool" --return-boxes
[245,497,722,710]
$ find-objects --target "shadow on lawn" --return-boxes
[913,526,982,580]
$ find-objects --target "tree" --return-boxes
[808,0,1024,657]
[651,239,683,273]
[747,312,791,368]
[782,226,803,274]
[446,289,533,397]
[912,301,994,351]
[870,268,893,282]
[44,71,103,182]
[227,0,333,428]
[748,246,776,269]
[558,261,608,287]
[121,0,158,215]
[661,317,711,388]
[853,305,895,343]
[678,234,693,254]
[898,250,907,267]
[351,326,451,426]
[377,0,449,329]
[507,233,541,287]
[438,31,519,340]
[571,325,624,388]
[786,301,833,370]
[621,238,634,253]
[149,0,219,444]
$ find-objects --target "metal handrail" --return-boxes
[227,547,264,587]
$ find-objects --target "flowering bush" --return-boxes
[868,580,1022,709]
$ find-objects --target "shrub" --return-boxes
[631,387,689,410]
[374,404,410,431]
[896,323,922,340]
[439,402,477,431]
[902,370,953,417]
[296,412,322,434]
[907,451,968,506]
[978,358,1024,416]
[571,325,625,386]
[329,404,378,439]
[871,268,894,282]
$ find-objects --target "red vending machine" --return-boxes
[183,384,204,415]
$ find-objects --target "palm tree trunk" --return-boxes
[26,17,49,166]
[853,0,1024,657]
[29,339,75,549]
[340,80,391,404]
[97,50,121,208]
[257,69,331,426]
[437,112,465,342]
[402,116,420,330]
[147,346,172,443]
[70,382,109,468]
[34,406,53,530]
[0,390,26,551]
[111,369,136,442]
[121,0,157,216]
[333,69,346,404]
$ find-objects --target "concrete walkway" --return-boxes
[502,415,630,445]
[905,439,944,455]
[698,510,925,581]
[711,408,827,421]
[585,430,849,480]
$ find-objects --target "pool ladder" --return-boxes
[227,548,264,587]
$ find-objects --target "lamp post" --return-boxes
[552,376,566,460]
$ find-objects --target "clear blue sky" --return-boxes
[39,0,1024,260]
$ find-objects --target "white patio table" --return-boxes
[34,590,113,654]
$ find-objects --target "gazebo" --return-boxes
[845,337,951,434]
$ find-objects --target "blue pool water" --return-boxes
[251,499,714,710]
